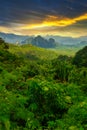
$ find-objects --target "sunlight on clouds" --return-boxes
[75,13,87,21]
[0,13,87,37]
[0,26,11,33]
[20,13,87,29]
[0,26,22,35]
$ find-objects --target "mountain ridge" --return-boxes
[0,32,87,46]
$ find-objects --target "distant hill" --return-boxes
[78,41,87,47]
[60,41,87,48]
[0,32,87,47]
[0,32,29,43]
[44,35,87,45]
[21,35,56,48]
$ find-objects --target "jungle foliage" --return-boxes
[0,39,87,130]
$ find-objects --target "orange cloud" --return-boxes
[0,26,10,32]
[0,13,87,37]
[20,13,87,29]
[0,26,22,35]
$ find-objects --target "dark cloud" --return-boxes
[67,20,87,29]
[0,0,87,26]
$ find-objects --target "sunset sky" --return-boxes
[0,0,87,37]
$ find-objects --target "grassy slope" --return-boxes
[51,46,82,56]
[9,44,81,60]
[9,44,58,60]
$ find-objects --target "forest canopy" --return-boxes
[0,38,87,130]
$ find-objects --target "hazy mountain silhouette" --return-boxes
[21,35,56,48]
[0,32,87,47]
[0,32,29,43]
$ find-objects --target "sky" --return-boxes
[0,0,87,37]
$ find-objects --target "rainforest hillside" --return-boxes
[0,38,87,130]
